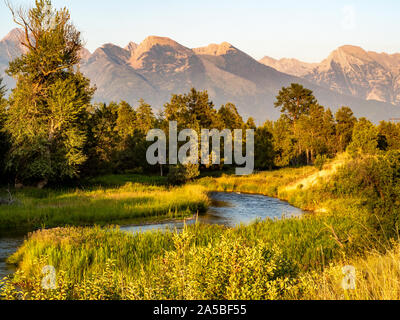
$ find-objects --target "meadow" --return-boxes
[2,154,399,300]
[1,0,398,301]
[0,174,209,233]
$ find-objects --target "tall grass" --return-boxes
[2,156,400,300]
[0,207,374,300]
[0,178,209,232]
[293,243,400,300]
[197,166,317,200]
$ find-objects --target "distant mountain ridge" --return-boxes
[0,29,26,90]
[260,45,400,107]
[1,29,400,123]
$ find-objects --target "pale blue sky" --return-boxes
[1,0,399,62]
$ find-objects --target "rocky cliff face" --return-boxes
[1,29,400,123]
[260,45,400,106]
[259,56,317,78]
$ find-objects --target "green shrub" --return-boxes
[132,230,298,300]
[329,152,400,238]
[167,164,200,185]
[314,154,327,171]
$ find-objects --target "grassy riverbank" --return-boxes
[198,154,349,212]
[3,154,399,300]
[0,175,209,233]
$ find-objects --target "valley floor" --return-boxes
[1,157,399,300]
[0,175,209,233]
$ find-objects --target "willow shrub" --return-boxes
[130,230,298,300]
[1,228,299,300]
[326,151,400,239]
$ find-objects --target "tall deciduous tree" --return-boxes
[254,123,275,170]
[5,0,95,186]
[274,83,318,165]
[377,121,400,151]
[135,99,155,135]
[164,88,218,130]
[90,102,120,172]
[267,117,296,167]
[347,118,380,157]
[246,117,256,130]
[218,103,244,130]
[297,104,335,164]
[335,107,356,153]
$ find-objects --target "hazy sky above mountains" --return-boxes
[0,0,399,62]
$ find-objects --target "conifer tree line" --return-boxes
[1,0,400,187]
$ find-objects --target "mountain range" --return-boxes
[260,45,400,107]
[1,28,400,123]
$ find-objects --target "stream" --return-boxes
[0,192,306,279]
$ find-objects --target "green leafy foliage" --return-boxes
[329,152,400,237]
[5,0,94,186]
[335,107,356,153]
[167,163,200,185]
[314,154,327,171]
[347,118,380,157]
[274,83,317,124]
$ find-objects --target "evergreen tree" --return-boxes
[0,78,6,108]
[126,100,156,173]
[5,0,95,186]
[274,83,317,126]
[116,101,136,140]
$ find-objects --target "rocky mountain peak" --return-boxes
[259,56,317,77]
[193,42,237,56]
[79,48,91,61]
[125,41,138,55]
[88,43,130,65]
[135,36,191,54]
[129,36,196,72]
[323,45,374,69]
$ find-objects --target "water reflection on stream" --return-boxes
[121,192,304,233]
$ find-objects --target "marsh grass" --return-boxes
[1,208,374,300]
[2,158,400,300]
[0,177,209,232]
[198,166,318,200]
